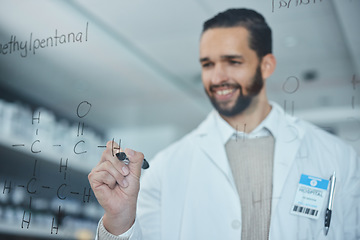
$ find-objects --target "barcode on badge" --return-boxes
[292,204,319,217]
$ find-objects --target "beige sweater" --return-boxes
[225,136,275,240]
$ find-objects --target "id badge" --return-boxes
[290,174,329,219]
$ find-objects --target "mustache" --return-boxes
[209,83,242,93]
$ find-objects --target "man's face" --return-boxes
[200,27,264,117]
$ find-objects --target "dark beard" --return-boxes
[205,65,263,117]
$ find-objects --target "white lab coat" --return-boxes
[98,103,360,239]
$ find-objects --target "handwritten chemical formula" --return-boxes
[0,101,105,237]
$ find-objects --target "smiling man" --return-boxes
[200,24,274,131]
[89,8,360,240]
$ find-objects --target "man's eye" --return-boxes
[229,60,242,65]
[202,62,213,68]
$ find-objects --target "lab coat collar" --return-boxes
[214,101,280,144]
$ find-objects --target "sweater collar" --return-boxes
[214,101,281,145]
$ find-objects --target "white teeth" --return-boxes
[216,89,233,95]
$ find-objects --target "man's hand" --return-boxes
[88,140,144,235]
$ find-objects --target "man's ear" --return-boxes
[261,53,276,80]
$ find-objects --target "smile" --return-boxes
[210,83,240,100]
[215,88,236,96]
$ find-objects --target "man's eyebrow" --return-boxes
[199,55,244,63]
[221,55,244,60]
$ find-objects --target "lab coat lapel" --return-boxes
[194,112,234,186]
[271,114,304,216]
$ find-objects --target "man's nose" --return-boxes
[211,63,229,84]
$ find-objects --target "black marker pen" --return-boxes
[116,152,149,169]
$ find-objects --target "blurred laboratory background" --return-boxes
[0,0,359,239]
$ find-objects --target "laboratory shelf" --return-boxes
[0,222,73,239]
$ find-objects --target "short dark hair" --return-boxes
[202,8,272,59]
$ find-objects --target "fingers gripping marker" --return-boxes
[116,152,149,169]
